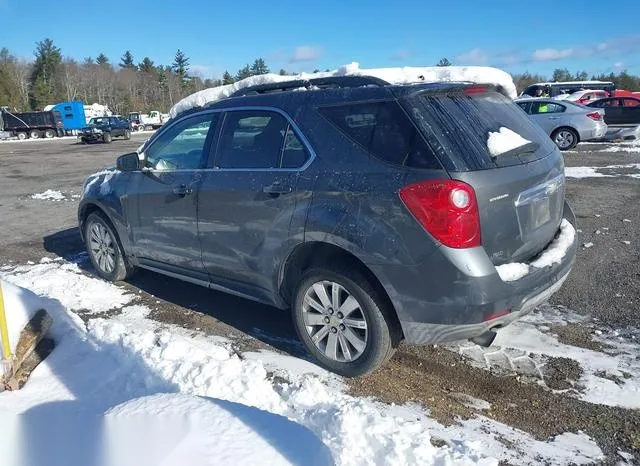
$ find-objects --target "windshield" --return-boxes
[409,91,554,171]
[89,117,109,125]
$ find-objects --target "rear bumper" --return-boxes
[580,123,608,141]
[371,201,577,345]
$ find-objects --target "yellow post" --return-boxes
[0,281,13,360]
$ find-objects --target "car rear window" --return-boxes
[318,101,441,169]
[411,91,554,171]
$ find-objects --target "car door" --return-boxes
[126,112,218,282]
[198,108,313,301]
[621,98,640,125]
[600,99,624,125]
[529,101,566,134]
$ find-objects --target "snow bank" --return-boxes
[0,260,613,464]
[169,62,517,118]
[0,261,493,465]
[105,394,333,466]
[487,127,531,156]
[495,219,575,282]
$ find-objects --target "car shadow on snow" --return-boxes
[43,228,308,360]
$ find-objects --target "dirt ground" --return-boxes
[0,136,638,463]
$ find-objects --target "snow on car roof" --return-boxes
[169,62,517,119]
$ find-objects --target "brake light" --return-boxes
[586,112,602,121]
[399,180,481,248]
[464,85,487,96]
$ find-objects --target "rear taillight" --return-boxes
[399,180,481,249]
[586,112,602,121]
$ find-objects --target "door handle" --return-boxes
[262,183,293,195]
[548,116,560,120]
[172,184,193,197]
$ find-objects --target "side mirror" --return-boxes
[116,152,141,172]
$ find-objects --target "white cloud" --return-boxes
[614,62,624,69]
[289,46,323,63]
[391,49,412,61]
[457,48,488,65]
[532,48,575,61]
[189,65,217,79]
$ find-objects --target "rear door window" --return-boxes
[215,110,311,169]
[622,98,640,107]
[318,101,441,169]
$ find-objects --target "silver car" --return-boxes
[515,98,607,150]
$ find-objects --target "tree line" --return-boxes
[2,43,639,115]
[0,39,288,114]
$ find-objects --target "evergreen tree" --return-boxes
[222,70,234,85]
[30,38,62,109]
[96,53,109,66]
[119,50,136,69]
[138,57,155,73]
[235,64,252,81]
[437,58,452,67]
[552,68,572,82]
[249,58,269,75]
[279,68,287,76]
[172,49,190,82]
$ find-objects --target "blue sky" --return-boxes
[1,0,639,79]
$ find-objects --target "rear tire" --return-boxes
[44,129,55,139]
[84,212,134,282]
[29,130,41,139]
[102,132,112,144]
[292,266,398,377]
[16,132,27,140]
[552,127,578,150]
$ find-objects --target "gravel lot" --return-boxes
[1,135,638,463]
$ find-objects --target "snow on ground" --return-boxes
[480,305,640,409]
[0,259,610,465]
[486,127,531,156]
[30,189,67,201]
[495,219,575,282]
[565,163,640,179]
[169,62,517,118]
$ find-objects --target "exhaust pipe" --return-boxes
[470,329,497,347]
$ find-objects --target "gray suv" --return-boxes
[78,76,577,377]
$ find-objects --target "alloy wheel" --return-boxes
[88,222,116,274]
[302,280,368,362]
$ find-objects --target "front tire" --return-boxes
[84,212,134,281]
[552,127,578,150]
[102,132,112,144]
[292,266,398,377]
[123,130,131,140]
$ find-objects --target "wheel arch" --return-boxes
[279,241,403,338]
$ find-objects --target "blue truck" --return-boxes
[49,101,87,134]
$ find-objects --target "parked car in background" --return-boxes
[515,98,607,150]
[555,90,608,105]
[79,76,577,377]
[520,81,615,98]
[78,116,132,143]
[586,97,640,126]
[128,111,169,131]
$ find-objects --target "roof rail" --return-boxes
[229,75,389,98]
